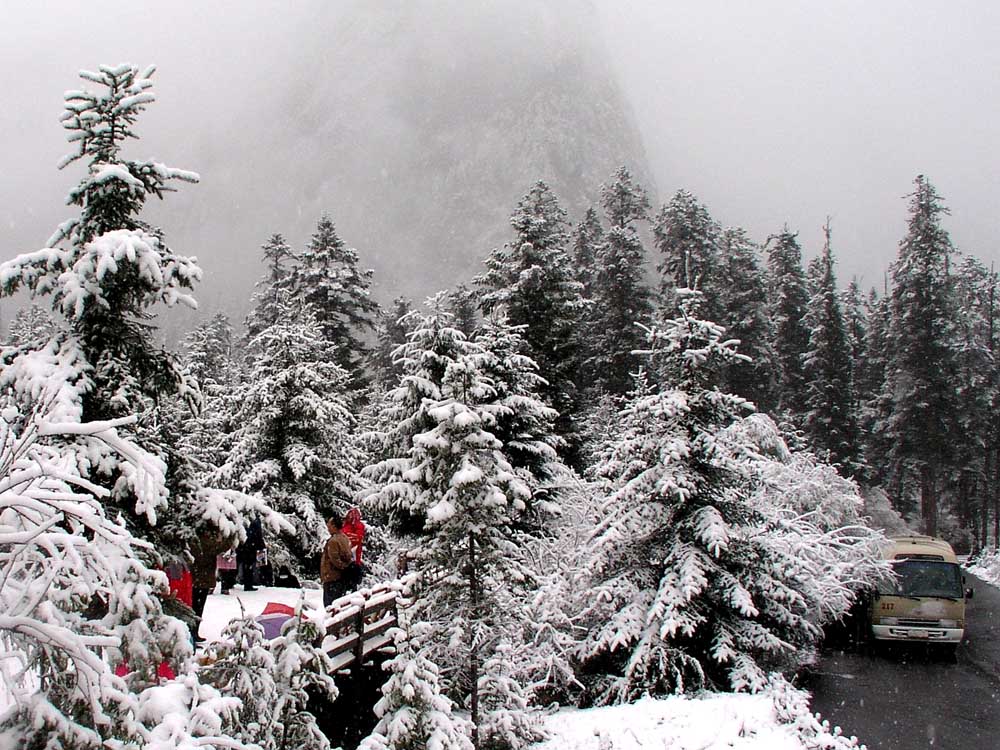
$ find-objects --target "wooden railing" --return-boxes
[322,560,446,673]
[323,582,404,673]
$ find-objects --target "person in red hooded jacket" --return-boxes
[341,507,366,566]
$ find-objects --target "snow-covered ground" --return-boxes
[197,584,324,642]
[965,549,1000,588]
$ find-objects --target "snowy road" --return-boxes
[808,571,1000,749]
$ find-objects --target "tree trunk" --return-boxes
[468,530,480,749]
[921,464,938,537]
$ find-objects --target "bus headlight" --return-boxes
[939,619,958,629]
[879,617,899,625]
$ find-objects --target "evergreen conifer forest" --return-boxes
[0,58,992,750]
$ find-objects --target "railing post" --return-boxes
[353,599,366,668]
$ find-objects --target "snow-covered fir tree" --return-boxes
[213,292,362,572]
[949,257,996,542]
[716,227,774,412]
[475,181,586,463]
[579,291,819,700]
[653,189,722,322]
[245,233,298,342]
[296,214,379,387]
[766,229,812,422]
[571,207,604,298]
[0,64,228,562]
[360,624,474,750]
[5,304,55,347]
[589,167,654,395]
[878,176,961,534]
[362,297,542,749]
[371,296,415,390]
[801,223,858,476]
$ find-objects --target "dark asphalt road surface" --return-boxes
[807,571,1000,749]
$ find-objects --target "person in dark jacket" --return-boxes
[321,514,354,607]
[236,516,265,591]
[189,528,233,642]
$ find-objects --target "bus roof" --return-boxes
[884,535,957,563]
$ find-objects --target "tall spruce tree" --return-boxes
[653,190,722,321]
[214,292,362,572]
[766,229,812,422]
[950,257,995,541]
[245,233,298,341]
[879,176,961,534]
[362,298,541,749]
[802,223,858,475]
[0,64,235,558]
[297,215,379,386]
[475,182,585,459]
[572,207,604,298]
[589,167,654,395]
[578,292,815,700]
[717,227,775,412]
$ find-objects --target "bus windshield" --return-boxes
[879,559,963,599]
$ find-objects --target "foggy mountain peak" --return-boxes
[169,0,651,325]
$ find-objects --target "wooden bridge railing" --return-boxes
[321,559,446,673]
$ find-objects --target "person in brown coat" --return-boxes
[321,513,354,607]
[189,528,233,642]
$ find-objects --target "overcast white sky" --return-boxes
[3,1,999,302]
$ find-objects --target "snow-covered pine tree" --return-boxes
[296,215,379,387]
[801,222,859,476]
[448,284,479,338]
[766,229,812,422]
[716,227,775,413]
[0,64,221,560]
[472,312,564,496]
[0,64,200,424]
[359,624,474,750]
[474,182,586,462]
[245,233,298,341]
[589,167,654,395]
[200,615,280,746]
[858,288,894,490]
[176,313,237,476]
[579,291,818,700]
[371,296,415,390]
[878,176,962,535]
[268,608,339,750]
[362,297,541,749]
[653,189,722,322]
[5,304,55,347]
[571,207,604,299]
[213,291,361,572]
[949,257,995,542]
[363,294,476,534]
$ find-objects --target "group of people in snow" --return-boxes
[165,507,368,643]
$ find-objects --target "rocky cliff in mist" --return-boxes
[169,0,653,316]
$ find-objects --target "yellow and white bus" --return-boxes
[870,535,970,654]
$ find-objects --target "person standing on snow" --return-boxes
[236,515,265,591]
[189,527,234,643]
[320,513,354,607]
